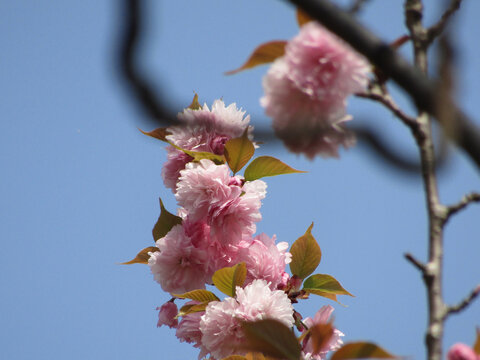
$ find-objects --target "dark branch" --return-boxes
[116,0,448,175]
[287,0,480,170]
[404,253,427,273]
[118,0,177,125]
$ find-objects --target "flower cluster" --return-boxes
[128,98,346,360]
[261,22,370,159]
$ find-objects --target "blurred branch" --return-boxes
[118,0,177,125]
[116,0,448,175]
[287,0,480,170]
[427,0,462,44]
[356,86,417,131]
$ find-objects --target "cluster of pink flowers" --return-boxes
[261,22,370,159]
[147,99,343,359]
[162,100,252,191]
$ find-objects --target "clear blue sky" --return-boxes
[1,1,479,359]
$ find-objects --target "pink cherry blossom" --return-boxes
[175,160,266,244]
[261,22,369,159]
[447,343,480,360]
[148,224,212,294]
[176,303,203,341]
[302,305,344,360]
[199,279,294,359]
[156,301,178,328]
[162,100,252,191]
[239,233,291,289]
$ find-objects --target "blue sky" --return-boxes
[1,1,479,359]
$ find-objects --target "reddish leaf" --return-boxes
[120,246,158,265]
[310,322,335,355]
[474,327,480,355]
[296,8,314,27]
[226,41,287,75]
[224,129,255,174]
[240,319,301,360]
[188,93,202,110]
[289,223,321,279]
[331,342,397,360]
[152,198,182,241]
[139,127,170,142]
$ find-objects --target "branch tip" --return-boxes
[404,253,426,273]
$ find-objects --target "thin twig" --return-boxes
[444,285,480,318]
[445,192,480,219]
[356,87,418,131]
[427,0,462,44]
[405,253,427,273]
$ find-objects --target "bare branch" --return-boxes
[444,285,480,318]
[445,192,480,219]
[287,0,480,170]
[405,253,427,273]
[427,0,463,44]
[356,87,418,131]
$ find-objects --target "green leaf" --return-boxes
[289,223,321,279]
[303,274,354,297]
[225,41,287,75]
[177,302,208,318]
[169,142,226,165]
[244,156,306,181]
[152,198,183,241]
[188,93,202,110]
[173,289,220,302]
[120,246,158,265]
[474,327,480,355]
[224,129,255,174]
[240,319,301,360]
[212,263,247,297]
[139,127,170,142]
[331,342,397,360]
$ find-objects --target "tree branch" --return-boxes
[445,192,480,220]
[356,87,418,131]
[286,0,480,170]
[444,285,480,318]
[427,0,462,44]
[405,252,427,273]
